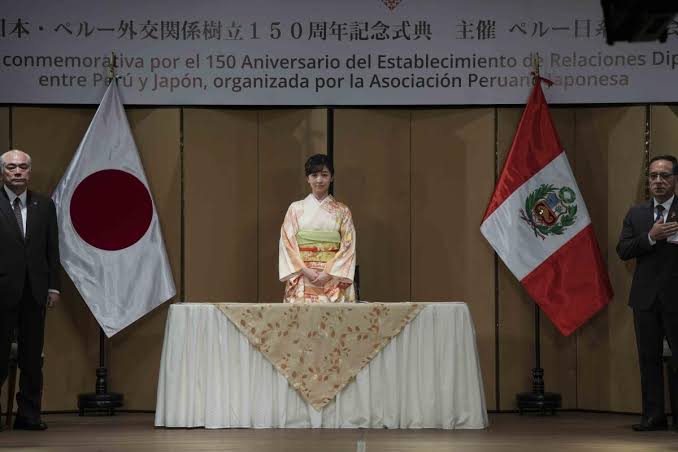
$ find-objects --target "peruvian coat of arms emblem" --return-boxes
[520,184,578,239]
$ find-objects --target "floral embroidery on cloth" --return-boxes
[216,302,424,410]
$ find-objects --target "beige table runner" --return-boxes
[215,303,424,410]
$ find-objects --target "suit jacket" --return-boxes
[0,188,60,309]
[616,198,678,311]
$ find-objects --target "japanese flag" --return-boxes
[52,80,176,337]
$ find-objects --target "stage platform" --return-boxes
[0,412,674,451]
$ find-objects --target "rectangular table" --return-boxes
[154,302,488,429]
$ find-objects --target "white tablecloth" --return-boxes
[154,302,488,429]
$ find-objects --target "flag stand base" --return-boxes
[516,367,561,415]
[77,330,124,416]
[516,306,561,415]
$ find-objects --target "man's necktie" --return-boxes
[655,204,665,223]
[13,197,24,238]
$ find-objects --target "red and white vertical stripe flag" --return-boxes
[480,79,612,336]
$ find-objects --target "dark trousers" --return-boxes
[633,304,678,421]
[0,279,46,421]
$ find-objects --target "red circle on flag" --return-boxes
[70,169,153,251]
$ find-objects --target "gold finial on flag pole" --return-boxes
[107,52,117,84]
[532,52,540,77]
[531,53,554,88]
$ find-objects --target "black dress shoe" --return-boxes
[13,416,48,431]
[632,418,668,431]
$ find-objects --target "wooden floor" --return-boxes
[0,412,676,451]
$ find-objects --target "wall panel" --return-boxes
[411,108,496,408]
[184,109,258,302]
[0,107,8,151]
[651,106,678,155]
[576,107,645,412]
[334,110,411,302]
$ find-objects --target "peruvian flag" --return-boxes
[480,80,612,336]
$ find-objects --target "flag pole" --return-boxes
[515,53,562,415]
[76,53,124,416]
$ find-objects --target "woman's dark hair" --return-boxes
[304,154,334,176]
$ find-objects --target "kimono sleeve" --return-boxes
[325,205,356,283]
[279,203,305,281]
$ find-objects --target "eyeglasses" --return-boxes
[649,172,674,181]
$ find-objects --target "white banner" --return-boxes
[1,0,677,105]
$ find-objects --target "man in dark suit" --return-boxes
[0,149,60,431]
[617,154,678,432]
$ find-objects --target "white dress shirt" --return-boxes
[4,184,27,233]
[648,195,675,245]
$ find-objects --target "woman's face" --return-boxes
[307,166,333,198]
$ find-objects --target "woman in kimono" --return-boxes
[279,154,356,303]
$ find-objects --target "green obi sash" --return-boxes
[297,230,341,263]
